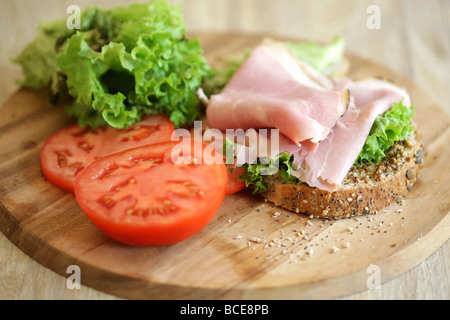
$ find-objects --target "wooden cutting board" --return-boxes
[0,33,449,300]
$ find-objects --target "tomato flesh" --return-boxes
[73,139,228,246]
[225,164,246,195]
[187,129,247,196]
[40,115,174,193]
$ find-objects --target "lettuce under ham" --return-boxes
[232,97,414,194]
[356,99,415,164]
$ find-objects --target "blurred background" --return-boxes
[0,0,448,299]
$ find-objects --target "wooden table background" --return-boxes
[0,0,448,300]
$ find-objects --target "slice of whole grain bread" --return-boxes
[261,126,423,219]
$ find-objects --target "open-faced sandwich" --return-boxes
[204,39,423,219]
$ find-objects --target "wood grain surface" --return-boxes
[0,0,449,300]
[1,33,449,300]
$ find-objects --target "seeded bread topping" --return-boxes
[343,129,421,187]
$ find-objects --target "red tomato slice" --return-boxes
[188,129,247,196]
[73,139,228,246]
[225,164,246,195]
[40,115,174,193]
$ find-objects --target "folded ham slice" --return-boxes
[206,41,350,147]
[290,78,412,192]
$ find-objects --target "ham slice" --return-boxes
[206,41,350,147]
[290,78,412,192]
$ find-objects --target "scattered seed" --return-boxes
[272,211,282,218]
[248,236,263,243]
[330,246,340,254]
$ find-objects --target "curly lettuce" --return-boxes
[356,100,415,164]
[285,36,345,73]
[14,0,210,129]
[223,138,299,194]
[201,49,251,97]
[237,153,300,194]
[12,19,69,93]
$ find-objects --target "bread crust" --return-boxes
[262,128,424,219]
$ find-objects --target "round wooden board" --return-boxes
[0,33,449,300]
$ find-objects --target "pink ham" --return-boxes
[206,41,350,147]
[290,78,412,192]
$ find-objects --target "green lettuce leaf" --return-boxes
[285,36,345,73]
[14,0,210,129]
[12,19,69,93]
[356,100,415,164]
[238,152,299,194]
[201,49,251,97]
[223,137,299,194]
